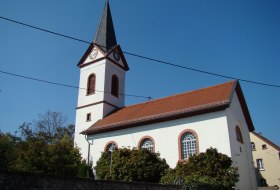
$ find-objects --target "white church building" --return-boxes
[74,1,257,189]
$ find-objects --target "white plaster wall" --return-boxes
[75,58,126,159]
[77,60,106,107]
[226,92,257,190]
[103,61,125,108]
[74,101,117,159]
[87,111,230,168]
[74,103,104,158]
[75,60,107,158]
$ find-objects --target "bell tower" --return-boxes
[74,0,129,158]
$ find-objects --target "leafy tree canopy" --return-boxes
[95,148,169,183]
[161,148,239,190]
[0,111,90,177]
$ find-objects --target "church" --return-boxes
[74,1,257,189]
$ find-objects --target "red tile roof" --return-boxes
[82,80,254,135]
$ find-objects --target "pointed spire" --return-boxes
[94,0,117,53]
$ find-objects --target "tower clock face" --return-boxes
[113,51,120,61]
[89,49,98,60]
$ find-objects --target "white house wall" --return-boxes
[75,103,104,158]
[87,110,230,168]
[77,61,107,107]
[75,58,127,159]
[225,92,257,190]
[103,62,125,108]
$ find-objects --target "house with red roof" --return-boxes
[74,1,257,189]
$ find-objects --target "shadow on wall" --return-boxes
[255,167,268,187]
[255,167,279,190]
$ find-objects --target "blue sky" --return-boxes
[0,0,279,146]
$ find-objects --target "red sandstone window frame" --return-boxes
[104,141,118,152]
[87,74,96,95]
[178,129,199,161]
[235,126,244,144]
[111,75,119,97]
[138,136,155,152]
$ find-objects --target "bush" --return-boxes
[161,148,239,189]
[95,148,169,183]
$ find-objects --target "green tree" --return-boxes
[161,148,239,190]
[95,148,169,183]
[0,132,19,171]
[20,111,74,144]
[0,111,91,177]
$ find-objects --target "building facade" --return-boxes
[250,132,280,188]
[74,1,257,189]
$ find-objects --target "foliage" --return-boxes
[0,111,91,177]
[0,132,19,171]
[161,148,239,190]
[95,148,169,183]
[19,111,74,144]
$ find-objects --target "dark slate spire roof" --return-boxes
[93,0,117,53]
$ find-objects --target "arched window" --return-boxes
[87,74,96,95]
[105,141,118,152]
[111,75,119,97]
[139,137,154,152]
[235,126,244,144]
[251,142,256,150]
[179,130,198,160]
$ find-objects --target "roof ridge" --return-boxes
[252,132,280,151]
[84,100,230,134]
[122,80,237,110]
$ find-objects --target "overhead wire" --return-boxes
[0,16,90,44]
[0,70,152,100]
[123,52,280,88]
[0,16,280,88]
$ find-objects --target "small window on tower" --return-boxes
[86,113,91,122]
[111,75,119,97]
[87,74,96,95]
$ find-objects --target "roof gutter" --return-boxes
[82,101,230,135]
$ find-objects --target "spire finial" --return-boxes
[93,0,117,53]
